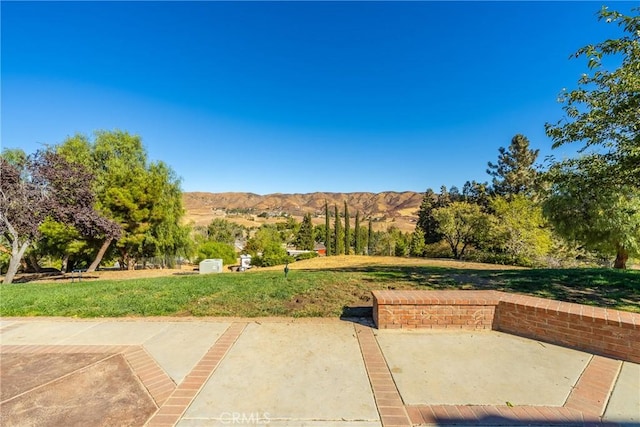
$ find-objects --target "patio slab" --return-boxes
[603,361,640,423]
[179,321,379,426]
[143,321,230,384]
[375,329,591,406]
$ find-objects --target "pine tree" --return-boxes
[334,205,344,255]
[344,201,350,255]
[416,188,442,244]
[324,200,331,256]
[354,211,361,255]
[487,134,540,197]
[296,213,314,250]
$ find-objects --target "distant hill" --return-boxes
[183,191,424,232]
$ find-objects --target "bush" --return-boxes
[422,241,453,258]
[195,241,237,265]
[252,242,294,267]
[295,251,318,261]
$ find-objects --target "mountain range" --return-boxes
[183,191,424,232]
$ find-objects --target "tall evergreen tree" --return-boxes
[334,205,344,255]
[367,219,373,255]
[354,211,361,255]
[462,180,490,207]
[416,189,442,244]
[344,201,350,255]
[324,200,331,256]
[487,134,540,197]
[296,213,314,250]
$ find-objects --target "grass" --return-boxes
[1,259,639,317]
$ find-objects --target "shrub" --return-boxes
[295,251,318,261]
[195,241,237,265]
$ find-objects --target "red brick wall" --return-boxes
[372,290,640,363]
[495,293,640,363]
[372,290,499,330]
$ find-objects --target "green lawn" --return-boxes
[1,267,638,317]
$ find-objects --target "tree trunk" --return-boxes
[121,252,136,270]
[4,239,31,284]
[613,246,629,269]
[61,253,70,273]
[86,238,113,272]
[26,253,41,273]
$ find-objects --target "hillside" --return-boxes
[183,191,423,232]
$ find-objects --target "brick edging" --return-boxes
[355,324,412,427]
[145,322,247,427]
[565,356,622,416]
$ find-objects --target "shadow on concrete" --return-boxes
[429,415,635,426]
[340,305,374,327]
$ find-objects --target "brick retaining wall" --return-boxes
[372,290,640,363]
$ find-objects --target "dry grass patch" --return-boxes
[254,255,526,272]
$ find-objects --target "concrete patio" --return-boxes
[0,317,638,426]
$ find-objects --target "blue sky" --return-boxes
[1,1,633,194]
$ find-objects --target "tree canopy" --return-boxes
[545,6,639,187]
[544,158,640,269]
[487,134,539,197]
[1,150,120,283]
[432,202,492,260]
[544,7,640,268]
[57,130,188,270]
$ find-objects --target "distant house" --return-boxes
[314,243,326,256]
[286,243,326,257]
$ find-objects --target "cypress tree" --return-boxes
[324,200,331,256]
[334,205,344,255]
[344,201,350,255]
[367,219,373,255]
[354,211,361,255]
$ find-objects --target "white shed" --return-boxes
[199,259,223,274]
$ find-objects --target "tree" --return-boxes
[433,202,492,259]
[207,219,244,246]
[409,228,426,257]
[34,218,90,272]
[416,189,442,244]
[367,219,373,255]
[58,130,187,270]
[195,241,237,265]
[296,213,314,250]
[490,195,552,266]
[543,158,640,269]
[487,134,540,197]
[354,211,362,255]
[244,225,291,267]
[275,216,299,245]
[344,201,350,255]
[324,201,331,256]
[545,6,640,188]
[1,150,120,284]
[462,180,490,207]
[543,7,640,268]
[334,205,344,255]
